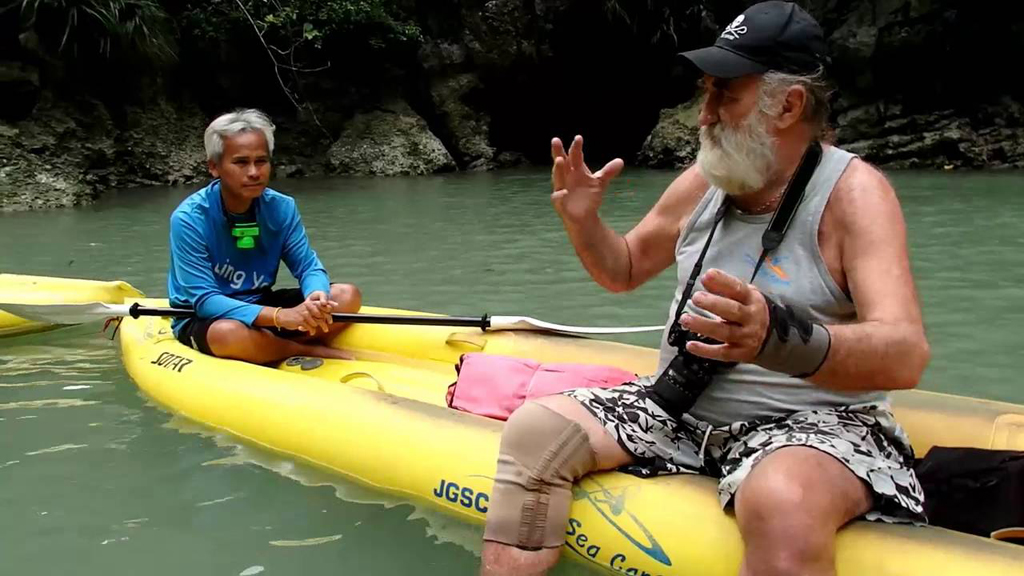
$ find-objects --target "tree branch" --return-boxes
[232,0,329,138]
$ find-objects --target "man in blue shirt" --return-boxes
[168,109,360,363]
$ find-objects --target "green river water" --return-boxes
[1,167,1023,575]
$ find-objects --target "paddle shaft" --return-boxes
[0,301,662,334]
[126,303,491,329]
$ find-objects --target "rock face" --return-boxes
[836,98,1024,169]
[0,102,99,211]
[3,0,1023,210]
[812,1,1024,169]
[327,101,456,176]
[636,95,703,169]
[429,73,495,170]
[635,1,1024,170]
[116,101,208,186]
[0,125,94,211]
[637,94,1024,171]
[0,95,207,212]
[414,0,575,166]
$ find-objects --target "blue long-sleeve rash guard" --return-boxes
[167,180,331,336]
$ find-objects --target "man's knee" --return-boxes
[205,320,252,357]
[330,283,361,311]
[736,465,813,526]
[736,476,830,575]
[483,401,597,550]
[734,448,871,575]
[735,447,871,528]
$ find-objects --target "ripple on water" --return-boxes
[24,443,88,456]
[196,494,240,507]
[170,416,486,555]
[0,399,100,410]
[0,380,104,389]
[268,534,343,547]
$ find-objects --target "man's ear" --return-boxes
[775,85,808,130]
[208,158,220,178]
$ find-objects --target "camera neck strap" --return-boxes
[669,141,823,346]
[751,140,823,282]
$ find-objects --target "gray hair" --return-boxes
[757,68,833,139]
[204,108,276,162]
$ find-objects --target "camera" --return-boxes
[648,326,736,419]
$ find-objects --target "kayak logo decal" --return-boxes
[573,477,672,566]
[432,476,490,513]
[431,474,670,568]
[151,352,192,373]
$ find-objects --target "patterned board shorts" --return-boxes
[564,377,927,525]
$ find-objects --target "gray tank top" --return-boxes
[656,145,887,426]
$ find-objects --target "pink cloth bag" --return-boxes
[446,353,636,421]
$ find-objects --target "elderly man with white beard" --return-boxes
[478,2,931,576]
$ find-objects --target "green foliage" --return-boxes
[18,0,176,61]
[13,0,420,67]
[174,0,421,119]
[181,0,421,53]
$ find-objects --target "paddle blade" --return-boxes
[0,302,132,325]
[489,316,664,335]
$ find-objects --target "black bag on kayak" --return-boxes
[914,446,1024,544]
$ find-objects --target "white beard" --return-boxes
[696,110,778,197]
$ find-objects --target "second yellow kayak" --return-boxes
[0,273,143,337]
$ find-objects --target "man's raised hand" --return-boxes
[550,135,624,224]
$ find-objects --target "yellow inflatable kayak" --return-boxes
[0,273,143,337]
[118,298,1024,575]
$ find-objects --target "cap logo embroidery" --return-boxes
[721,15,748,40]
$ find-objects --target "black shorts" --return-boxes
[176,288,307,355]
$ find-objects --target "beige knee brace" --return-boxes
[483,402,596,550]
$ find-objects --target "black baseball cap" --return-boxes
[680,1,828,78]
